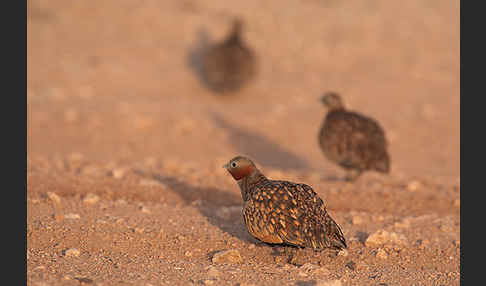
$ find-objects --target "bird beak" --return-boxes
[320,96,327,105]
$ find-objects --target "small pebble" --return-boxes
[115,199,127,205]
[110,168,127,179]
[53,213,64,222]
[299,263,330,276]
[81,165,102,177]
[65,213,81,219]
[394,218,410,229]
[74,277,93,284]
[407,180,422,192]
[64,248,81,257]
[212,249,243,264]
[47,192,61,204]
[415,239,430,250]
[139,179,166,188]
[68,152,84,161]
[297,271,308,277]
[83,193,100,205]
[345,261,356,271]
[351,215,364,225]
[207,266,220,277]
[202,279,214,285]
[338,249,348,257]
[376,248,388,259]
[365,230,407,247]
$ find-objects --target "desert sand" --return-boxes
[27,0,460,285]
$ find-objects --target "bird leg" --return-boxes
[271,245,288,256]
[287,247,305,266]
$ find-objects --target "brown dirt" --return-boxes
[27,0,460,285]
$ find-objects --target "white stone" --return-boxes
[211,249,242,264]
[365,230,407,247]
[47,192,61,204]
[83,193,100,205]
[64,248,81,257]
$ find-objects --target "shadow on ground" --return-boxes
[135,169,256,244]
[209,112,311,171]
[187,27,214,92]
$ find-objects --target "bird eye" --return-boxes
[231,162,237,168]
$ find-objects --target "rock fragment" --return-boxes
[351,215,364,225]
[64,248,81,257]
[211,249,243,264]
[376,248,388,259]
[47,192,61,204]
[299,263,330,276]
[365,230,407,247]
[407,180,422,192]
[109,168,127,179]
[83,193,100,205]
[65,213,81,219]
[207,266,220,277]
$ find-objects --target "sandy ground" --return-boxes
[27,0,460,285]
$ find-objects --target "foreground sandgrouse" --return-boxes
[318,92,390,181]
[201,18,257,93]
[223,156,346,251]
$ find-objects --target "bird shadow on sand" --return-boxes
[209,112,312,172]
[186,27,214,92]
[134,169,256,244]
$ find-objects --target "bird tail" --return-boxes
[326,215,347,250]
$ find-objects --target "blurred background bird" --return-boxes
[318,92,390,181]
[201,18,258,94]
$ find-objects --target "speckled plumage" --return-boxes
[201,19,257,93]
[223,156,346,251]
[318,92,390,181]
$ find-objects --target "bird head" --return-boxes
[320,92,344,110]
[223,156,256,180]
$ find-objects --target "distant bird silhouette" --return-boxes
[223,156,347,251]
[201,18,257,93]
[318,92,390,181]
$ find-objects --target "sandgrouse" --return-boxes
[223,156,346,251]
[318,92,390,181]
[201,18,257,93]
